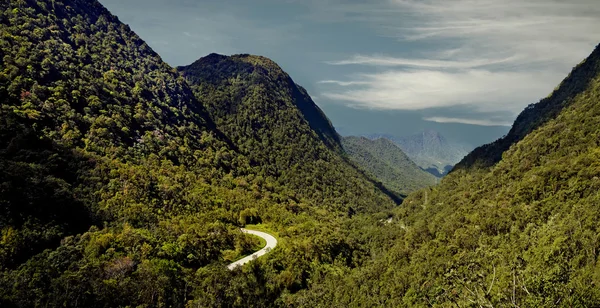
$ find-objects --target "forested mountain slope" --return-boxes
[455,44,600,171]
[179,54,399,211]
[0,0,242,271]
[369,130,469,177]
[292,44,600,307]
[0,1,261,305]
[180,53,341,151]
[0,0,397,306]
[342,136,437,195]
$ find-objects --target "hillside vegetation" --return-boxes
[291,44,600,307]
[3,0,600,307]
[178,54,399,212]
[342,136,437,196]
[0,1,397,306]
[369,130,469,177]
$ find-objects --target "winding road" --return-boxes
[227,228,278,270]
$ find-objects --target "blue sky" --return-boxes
[99,0,600,147]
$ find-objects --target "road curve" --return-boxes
[227,228,277,270]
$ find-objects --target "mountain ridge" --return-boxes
[454,43,600,171]
[293,42,600,307]
[367,130,469,176]
[342,136,437,196]
[178,53,401,210]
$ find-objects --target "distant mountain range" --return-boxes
[366,130,470,177]
[342,136,437,196]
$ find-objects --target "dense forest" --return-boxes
[290,44,600,306]
[0,0,398,306]
[178,53,400,212]
[342,136,437,195]
[1,0,600,307]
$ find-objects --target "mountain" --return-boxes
[455,45,600,172]
[368,130,470,177]
[293,44,600,306]
[0,1,398,306]
[0,0,240,269]
[179,53,341,151]
[0,1,263,305]
[178,54,400,211]
[342,136,437,196]
[7,0,600,307]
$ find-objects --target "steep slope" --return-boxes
[179,54,400,212]
[292,44,600,307]
[0,1,400,306]
[342,136,437,195]
[369,130,469,177]
[0,0,244,260]
[0,113,94,269]
[0,2,267,305]
[1,0,226,158]
[179,53,341,151]
[455,44,600,171]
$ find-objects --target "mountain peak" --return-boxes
[186,53,285,77]
[178,54,341,150]
[421,129,445,144]
[198,52,229,62]
[342,136,437,195]
[232,54,282,70]
[422,129,440,135]
[179,53,296,97]
[366,131,469,177]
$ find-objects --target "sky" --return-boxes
[99,0,600,148]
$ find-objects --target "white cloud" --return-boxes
[321,69,557,113]
[325,54,516,69]
[423,117,512,127]
[386,0,600,70]
[319,0,600,121]
[318,80,370,86]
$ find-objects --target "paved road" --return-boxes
[227,228,277,270]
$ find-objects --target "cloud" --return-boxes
[318,80,370,86]
[423,117,512,127]
[386,0,600,69]
[318,0,600,120]
[320,69,557,113]
[325,54,516,69]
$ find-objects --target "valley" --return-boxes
[1,0,599,307]
[342,136,438,196]
[366,130,470,177]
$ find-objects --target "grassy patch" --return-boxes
[249,233,267,251]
